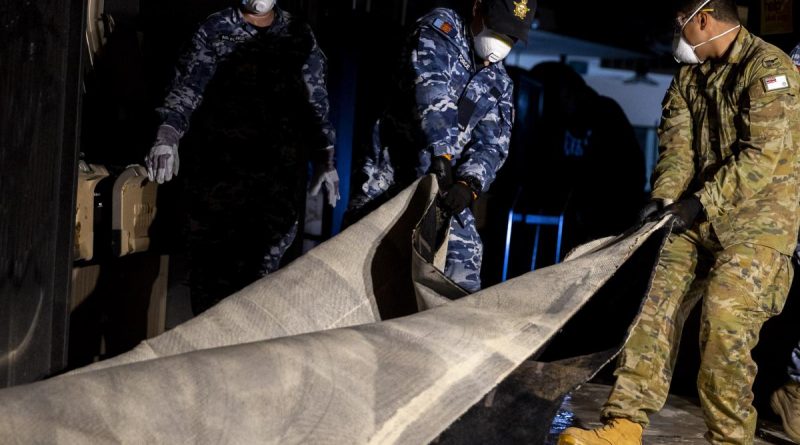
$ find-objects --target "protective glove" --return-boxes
[309,147,340,207]
[310,169,340,207]
[662,196,702,234]
[440,180,478,216]
[638,198,668,224]
[429,155,454,190]
[145,125,181,184]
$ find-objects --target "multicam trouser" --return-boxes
[602,221,793,444]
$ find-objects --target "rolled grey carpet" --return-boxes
[0,176,667,444]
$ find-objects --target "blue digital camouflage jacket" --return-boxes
[359,7,514,202]
[156,7,335,150]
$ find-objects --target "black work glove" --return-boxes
[440,182,475,216]
[663,196,702,234]
[429,156,453,189]
[638,198,667,224]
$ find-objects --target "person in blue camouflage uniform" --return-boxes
[145,0,338,314]
[350,0,537,292]
[769,41,800,444]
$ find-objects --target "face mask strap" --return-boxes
[690,24,740,52]
[682,0,713,30]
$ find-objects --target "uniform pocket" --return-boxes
[723,243,792,315]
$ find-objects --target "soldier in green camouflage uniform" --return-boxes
[559,1,800,444]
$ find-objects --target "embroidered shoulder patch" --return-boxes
[762,74,790,92]
[762,56,780,68]
[432,18,457,38]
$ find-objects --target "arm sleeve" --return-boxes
[156,27,218,137]
[302,29,336,150]
[651,77,695,202]
[698,62,798,218]
[412,25,461,158]
[455,86,514,192]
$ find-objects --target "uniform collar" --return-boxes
[697,25,747,76]
[452,10,475,67]
[721,25,750,64]
[236,6,287,33]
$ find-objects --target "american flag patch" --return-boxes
[762,74,789,92]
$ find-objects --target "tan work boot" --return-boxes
[771,381,800,442]
[558,418,643,445]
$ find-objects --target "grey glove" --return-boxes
[309,147,340,207]
[145,125,181,184]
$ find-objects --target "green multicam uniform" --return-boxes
[602,28,800,444]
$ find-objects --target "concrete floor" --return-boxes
[548,383,796,444]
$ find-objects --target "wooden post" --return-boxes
[0,0,85,387]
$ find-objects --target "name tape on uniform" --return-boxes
[458,54,471,70]
[762,74,789,92]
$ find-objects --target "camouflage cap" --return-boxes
[483,0,537,43]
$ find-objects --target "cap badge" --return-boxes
[513,0,531,20]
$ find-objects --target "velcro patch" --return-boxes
[432,18,457,38]
[762,56,780,69]
[762,74,789,92]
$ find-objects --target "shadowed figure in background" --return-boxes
[145,0,339,315]
[526,62,645,254]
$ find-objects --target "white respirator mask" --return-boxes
[242,0,276,14]
[473,26,514,63]
[672,0,741,64]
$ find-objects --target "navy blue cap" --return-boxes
[484,0,537,43]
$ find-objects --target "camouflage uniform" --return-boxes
[157,7,335,312]
[602,28,800,444]
[352,8,514,292]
